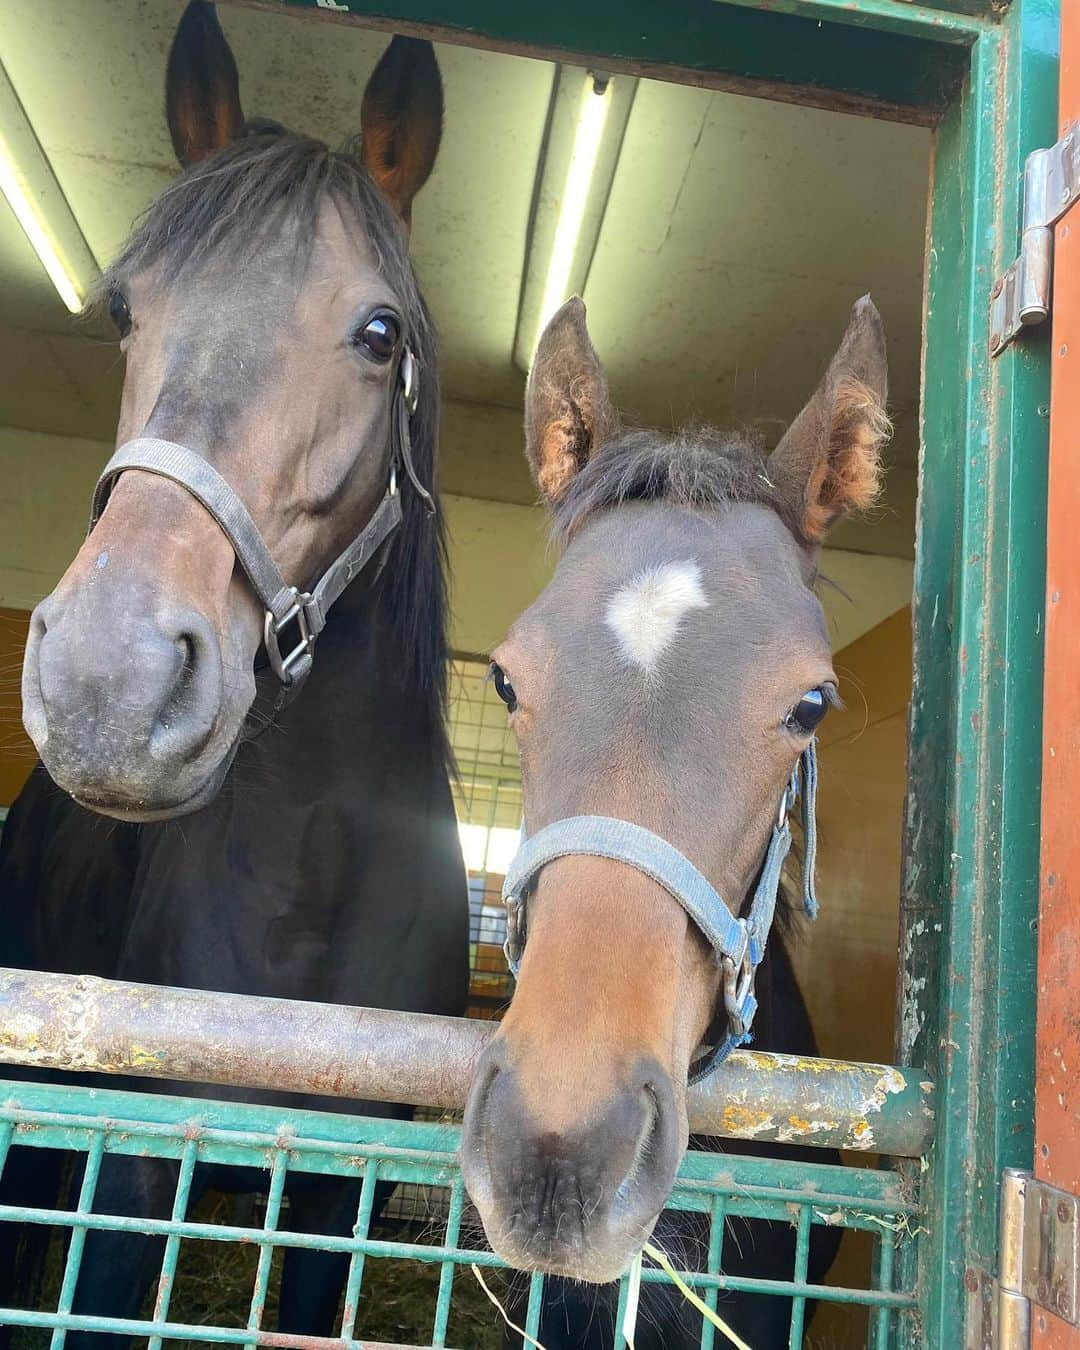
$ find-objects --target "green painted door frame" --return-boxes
[236,0,1059,1340]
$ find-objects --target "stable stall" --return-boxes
[0,1,1070,1346]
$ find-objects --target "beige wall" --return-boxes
[787,606,910,1348]
[0,423,912,651]
[792,605,910,1066]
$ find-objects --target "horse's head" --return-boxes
[21,2,443,820]
[460,296,889,1281]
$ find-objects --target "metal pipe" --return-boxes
[0,968,934,1157]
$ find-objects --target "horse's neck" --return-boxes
[115,575,462,999]
[256,577,442,786]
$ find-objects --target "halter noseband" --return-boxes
[89,346,430,688]
[501,741,820,1083]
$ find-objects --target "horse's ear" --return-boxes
[166,1,244,168]
[360,37,443,228]
[767,295,890,546]
[525,298,620,506]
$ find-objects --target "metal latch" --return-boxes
[990,127,1080,357]
[992,1169,1080,1346]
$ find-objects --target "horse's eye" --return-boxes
[109,290,132,338]
[353,311,400,362]
[490,663,517,713]
[786,686,831,736]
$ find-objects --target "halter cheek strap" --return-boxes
[501,741,820,1083]
[88,346,427,689]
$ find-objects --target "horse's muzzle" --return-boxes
[459,1039,685,1283]
[22,581,238,820]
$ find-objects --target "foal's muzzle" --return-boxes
[460,1041,684,1283]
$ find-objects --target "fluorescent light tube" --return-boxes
[0,60,97,313]
[534,74,613,351]
[0,148,82,312]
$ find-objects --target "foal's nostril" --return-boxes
[614,1085,661,1209]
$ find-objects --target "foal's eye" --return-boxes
[786,686,832,736]
[352,310,401,362]
[490,663,517,713]
[108,290,132,339]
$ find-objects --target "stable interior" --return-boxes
[0,2,929,1345]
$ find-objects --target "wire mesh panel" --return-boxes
[0,1080,918,1349]
[447,659,519,1021]
[380,662,519,1229]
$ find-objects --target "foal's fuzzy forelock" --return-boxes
[606,561,709,674]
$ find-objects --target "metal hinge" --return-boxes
[990,127,1080,357]
[984,1170,1080,1347]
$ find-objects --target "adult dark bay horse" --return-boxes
[461,296,890,1347]
[0,3,466,1341]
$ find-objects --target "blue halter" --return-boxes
[501,741,820,1083]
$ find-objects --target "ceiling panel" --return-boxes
[582,81,929,465]
[0,192,68,333]
[0,0,927,557]
[0,0,553,408]
[0,326,124,439]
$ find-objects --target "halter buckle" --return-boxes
[400,348,419,416]
[721,952,756,1039]
[264,588,316,684]
[504,894,526,975]
[777,764,800,830]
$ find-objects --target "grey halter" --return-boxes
[502,741,820,1083]
[90,348,430,688]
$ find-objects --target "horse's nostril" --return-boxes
[469,1058,501,1141]
[21,602,52,751]
[148,614,222,763]
[615,1085,661,1207]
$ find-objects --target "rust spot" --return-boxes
[722,1104,771,1134]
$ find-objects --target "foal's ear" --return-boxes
[166,1,245,168]
[768,295,890,546]
[360,37,443,228]
[525,298,620,505]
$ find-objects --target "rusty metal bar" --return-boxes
[0,969,934,1156]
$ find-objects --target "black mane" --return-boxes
[551,425,781,547]
[99,129,449,760]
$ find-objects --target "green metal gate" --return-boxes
[0,0,1061,1345]
[0,1078,918,1349]
[0,970,932,1348]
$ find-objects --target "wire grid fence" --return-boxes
[0,1080,918,1350]
[447,658,519,1022]
[381,661,518,1230]
[0,666,920,1345]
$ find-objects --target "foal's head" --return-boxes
[22,3,444,819]
[461,296,889,1281]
